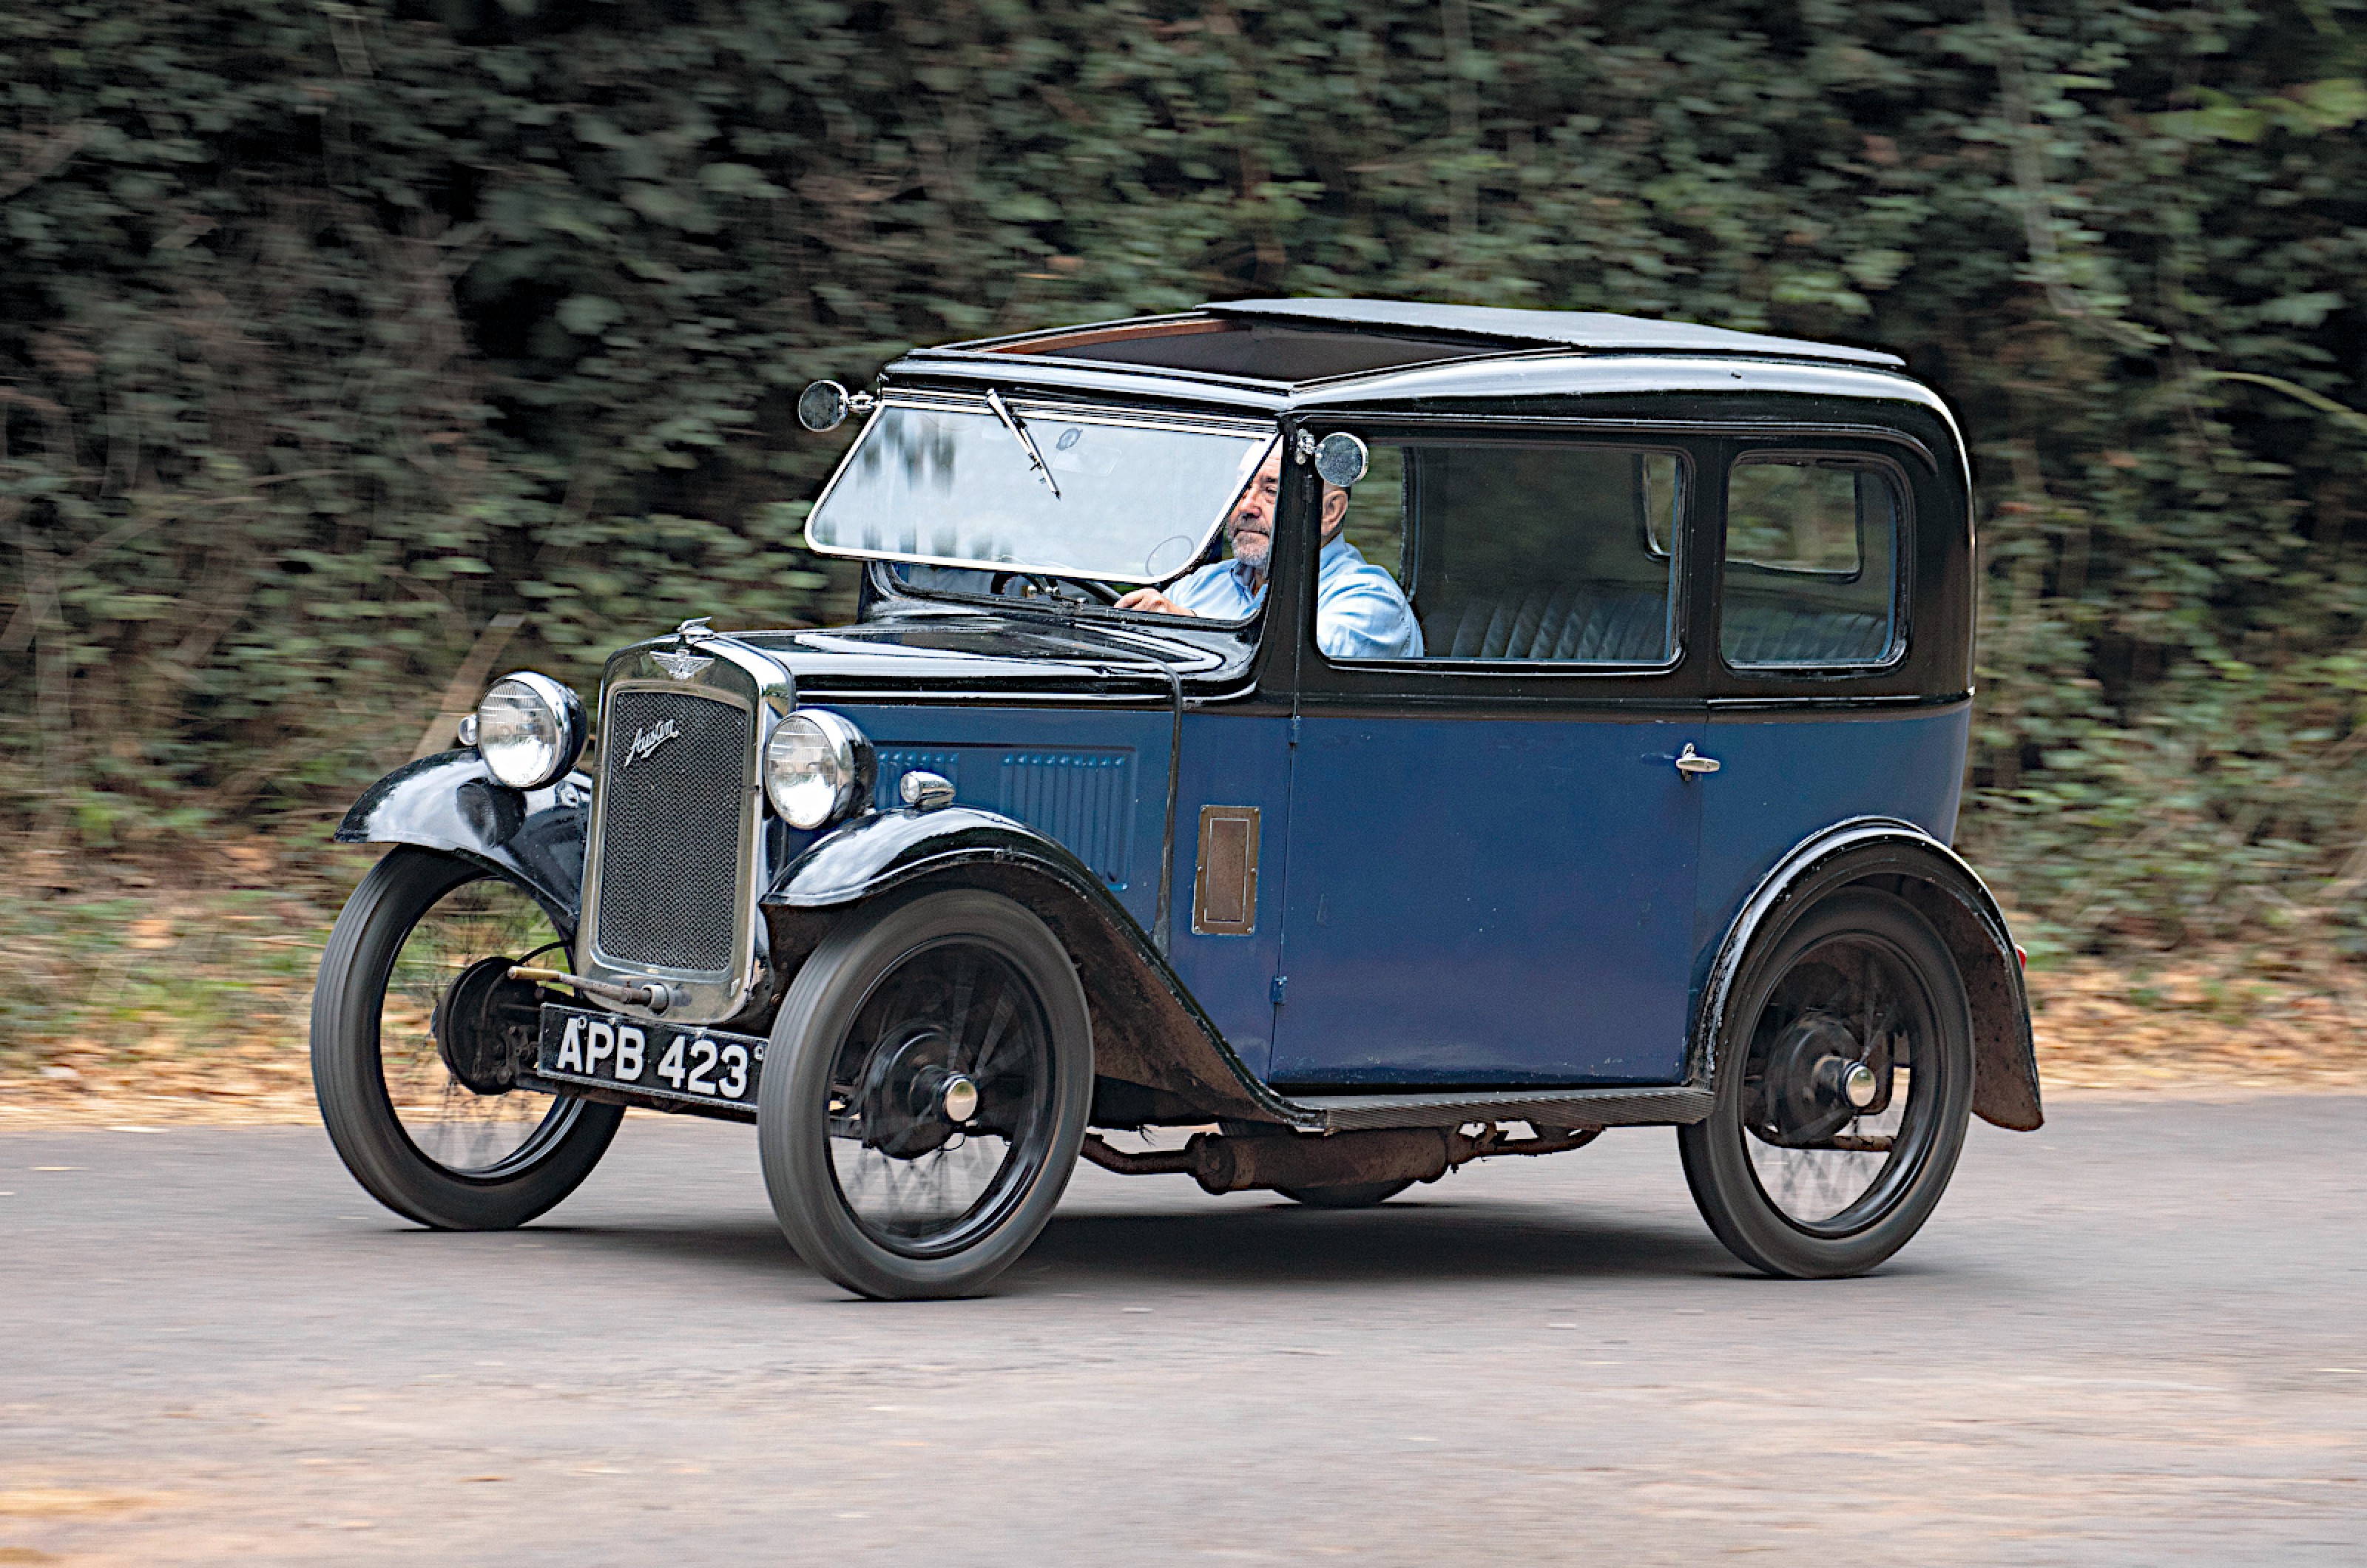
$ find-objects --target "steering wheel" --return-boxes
[990,572,1123,606]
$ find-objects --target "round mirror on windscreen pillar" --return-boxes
[797,380,852,433]
[1313,431,1370,487]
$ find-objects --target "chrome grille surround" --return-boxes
[578,635,794,1025]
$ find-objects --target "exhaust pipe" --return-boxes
[1078,1123,1601,1195]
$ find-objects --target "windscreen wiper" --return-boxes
[985,388,1061,499]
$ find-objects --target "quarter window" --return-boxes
[1334,442,1683,663]
[1721,456,1902,667]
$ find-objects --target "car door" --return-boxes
[1268,431,1710,1088]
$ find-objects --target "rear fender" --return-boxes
[766,808,1309,1129]
[1696,817,2042,1132]
[334,751,591,938]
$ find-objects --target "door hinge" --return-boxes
[1270,973,1289,1006]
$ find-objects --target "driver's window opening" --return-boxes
[1338,445,1408,585]
[1337,443,1684,664]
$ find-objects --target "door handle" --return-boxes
[1674,743,1721,777]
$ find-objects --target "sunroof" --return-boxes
[968,300,1906,380]
[990,316,1515,382]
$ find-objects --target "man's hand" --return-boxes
[1115,587,1193,616]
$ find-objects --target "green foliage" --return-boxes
[8,0,2367,960]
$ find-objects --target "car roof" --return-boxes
[1205,297,1904,368]
[928,297,1905,389]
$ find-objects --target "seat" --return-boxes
[1422,582,1670,662]
[1721,600,1890,664]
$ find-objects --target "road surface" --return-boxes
[3,1095,2363,1564]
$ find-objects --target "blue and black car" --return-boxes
[314,298,2042,1300]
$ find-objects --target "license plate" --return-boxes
[534,1003,767,1111]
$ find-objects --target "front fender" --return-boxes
[765,805,1098,910]
[1697,817,2042,1132]
[335,750,591,936]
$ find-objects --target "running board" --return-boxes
[1280,1084,1715,1133]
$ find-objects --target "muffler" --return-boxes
[1078,1122,1601,1195]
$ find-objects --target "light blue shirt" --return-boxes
[1165,535,1425,660]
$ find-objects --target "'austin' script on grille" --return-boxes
[621,717,682,771]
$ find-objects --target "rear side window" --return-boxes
[1336,442,1683,663]
[1721,456,1903,667]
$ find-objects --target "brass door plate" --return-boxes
[1191,805,1260,936]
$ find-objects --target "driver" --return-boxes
[1115,445,1423,660]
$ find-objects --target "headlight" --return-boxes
[763,709,873,829]
[474,672,587,791]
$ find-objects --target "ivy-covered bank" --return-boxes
[7,0,2367,968]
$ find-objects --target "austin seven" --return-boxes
[314,298,2042,1299]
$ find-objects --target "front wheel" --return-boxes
[311,847,624,1229]
[759,887,1093,1300]
[1679,887,1974,1279]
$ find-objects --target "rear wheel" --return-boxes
[759,888,1092,1300]
[311,847,623,1229]
[1680,888,1973,1279]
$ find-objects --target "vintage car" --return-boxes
[312,297,2042,1300]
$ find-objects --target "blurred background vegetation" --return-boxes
[9,0,2367,1082]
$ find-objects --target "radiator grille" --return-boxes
[593,686,749,973]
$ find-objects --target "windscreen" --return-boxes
[804,391,1277,584]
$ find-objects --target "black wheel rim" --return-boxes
[378,873,581,1179]
[1739,925,1945,1237]
[823,936,1055,1259]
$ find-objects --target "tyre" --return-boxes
[1679,887,1974,1279]
[311,847,624,1229]
[759,887,1092,1300]
[1277,1181,1414,1209]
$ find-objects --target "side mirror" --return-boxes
[1312,431,1370,487]
[797,380,876,433]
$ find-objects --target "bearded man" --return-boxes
[1114,445,1423,660]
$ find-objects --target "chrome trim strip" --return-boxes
[885,385,1275,438]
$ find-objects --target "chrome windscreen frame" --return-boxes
[577,633,797,1027]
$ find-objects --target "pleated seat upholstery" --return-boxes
[1721,600,1891,664]
[1422,582,1670,663]
[1422,584,1891,665]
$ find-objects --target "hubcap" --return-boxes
[1840,1059,1880,1110]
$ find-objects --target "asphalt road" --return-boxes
[3,1095,2363,1566]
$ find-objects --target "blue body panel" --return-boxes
[1160,712,1294,1081]
[825,705,1172,933]
[1691,703,1971,982]
[1269,714,1704,1087]
[815,699,1970,1095]
[821,702,1291,1078]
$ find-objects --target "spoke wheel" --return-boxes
[760,887,1090,1300]
[311,847,622,1229]
[1680,888,1973,1278]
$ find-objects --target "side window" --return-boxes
[1337,445,1408,583]
[1721,456,1903,667]
[1351,442,1681,663]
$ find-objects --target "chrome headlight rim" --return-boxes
[763,708,874,829]
[474,670,588,791]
